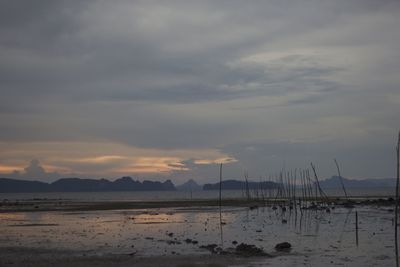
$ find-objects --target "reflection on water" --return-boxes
[0,205,395,266]
[0,187,395,202]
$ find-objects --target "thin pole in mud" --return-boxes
[334,158,349,201]
[288,170,290,200]
[293,169,297,214]
[310,162,328,202]
[259,176,265,203]
[300,170,305,211]
[355,211,359,246]
[219,163,223,247]
[303,169,309,206]
[306,169,315,204]
[244,171,250,201]
[395,131,400,267]
[273,173,280,206]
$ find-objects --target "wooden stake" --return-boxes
[395,131,400,267]
[355,211,359,246]
[334,158,349,200]
[219,163,223,247]
[310,162,328,202]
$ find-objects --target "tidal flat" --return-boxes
[0,200,396,267]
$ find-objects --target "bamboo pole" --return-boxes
[219,163,223,247]
[303,169,309,204]
[310,162,328,201]
[244,171,250,201]
[300,171,305,212]
[355,211,359,246]
[334,158,349,200]
[293,169,297,215]
[395,131,400,267]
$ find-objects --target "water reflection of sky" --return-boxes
[0,206,395,266]
[0,187,395,202]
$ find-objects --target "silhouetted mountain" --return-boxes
[0,177,176,193]
[176,179,202,191]
[0,178,50,193]
[319,176,396,188]
[141,179,175,191]
[51,178,112,192]
[112,176,141,191]
[203,179,279,190]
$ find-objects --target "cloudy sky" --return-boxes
[0,0,399,183]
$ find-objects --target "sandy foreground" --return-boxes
[0,247,255,267]
[0,246,314,267]
[0,198,397,267]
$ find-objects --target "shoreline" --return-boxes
[0,196,395,213]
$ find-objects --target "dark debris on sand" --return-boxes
[199,243,270,257]
[275,242,292,251]
[235,243,270,257]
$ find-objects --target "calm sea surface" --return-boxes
[0,187,395,201]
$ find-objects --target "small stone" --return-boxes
[200,244,218,253]
[235,243,267,257]
[275,242,292,251]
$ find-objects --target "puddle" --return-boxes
[8,223,59,227]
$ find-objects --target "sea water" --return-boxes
[0,187,395,202]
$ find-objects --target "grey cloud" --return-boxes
[0,1,349,104]
[0,0,399,181]
[218,139,396,181]
[24,159,46,177]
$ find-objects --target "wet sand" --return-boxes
[0,247,250,267]
[0,199,397,266]
[0,196,394,213]
[0,198,278,213]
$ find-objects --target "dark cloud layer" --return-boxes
[0,0,399,182]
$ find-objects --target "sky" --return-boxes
[0,0,399,184]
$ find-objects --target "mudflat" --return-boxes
[0,199,396,266]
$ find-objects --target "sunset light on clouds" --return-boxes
[0,141,236,181]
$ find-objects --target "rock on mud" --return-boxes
[235,243,268,257]
[275,242,292,251]
[199,244,219,253]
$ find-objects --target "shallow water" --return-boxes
[0,187,394,202]
[0,205,395,266]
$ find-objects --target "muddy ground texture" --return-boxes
[0,196,395,213]
[0,197,397,267]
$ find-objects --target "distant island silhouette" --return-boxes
[203,179,279,190]
[0,176,175,193]
[0,176,395,193]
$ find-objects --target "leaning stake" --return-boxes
[395,131,400,267]
[355,211,359,246]
[219,163,223,247]
[334,158,349,201]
